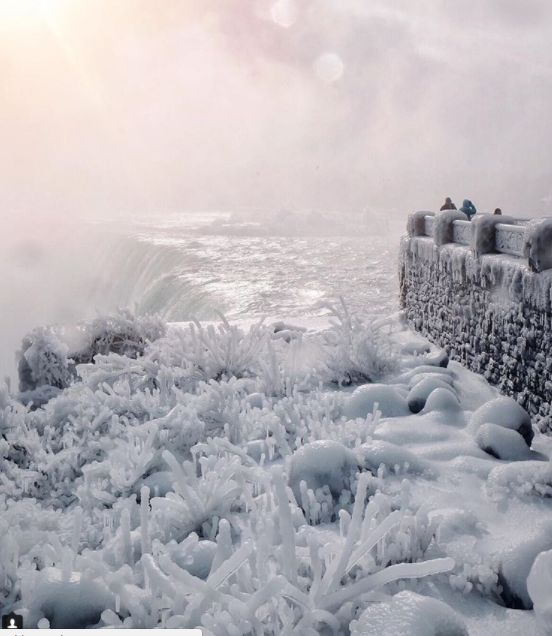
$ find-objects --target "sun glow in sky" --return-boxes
[2,0,552,218]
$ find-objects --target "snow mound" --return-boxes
[344,384,409,419]
[475,422,531,460]
[350,591,468,636]
[487,460,552,500]
[470,397,533,446]
[288,439,358,502]
[407,377,457,413]
[356,440,429,475]
[528,549,552,631]
[498,524,552,609]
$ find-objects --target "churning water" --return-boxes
[1,211,401,379]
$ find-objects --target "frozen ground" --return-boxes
[1,307,552,634]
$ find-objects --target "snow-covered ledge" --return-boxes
[400,212,552,431]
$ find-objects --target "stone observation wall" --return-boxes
[399,211,552,430]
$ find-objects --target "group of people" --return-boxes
[440,197,502,219]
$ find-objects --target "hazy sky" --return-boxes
[2,0,552,217]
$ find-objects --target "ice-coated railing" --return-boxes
[451,219,471,245]
[495,223,525,256]
[424,215,435,237]
[421,215,525,256]
[409,212,552,272]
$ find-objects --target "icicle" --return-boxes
[121,508,133,567]
[140,486,151,555]
[211,518,233,574]
[271,467,298,585]
[320,471,369,596]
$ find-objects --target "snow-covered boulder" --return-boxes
[407,210,434,237]
[288,440,358,501]
[356,439,428,475]
[471,214,516,256]
[422,387,461,413]
[350,591,468,636]
[528,549,552,631]
[475,422,531,460]
[470,397,533,446]
[433,210,469,247]
[524,218,552,272]
[407,377,456,413]
[344,384,409,419]
[498,524,552,609]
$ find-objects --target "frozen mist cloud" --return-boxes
[1,0,552,217]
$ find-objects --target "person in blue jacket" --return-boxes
[460,199,477,220]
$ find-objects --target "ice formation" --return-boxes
[1,310,551,634]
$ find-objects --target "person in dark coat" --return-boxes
[494,208,502,215]
[460,199,477,220]
[440,197,457,211]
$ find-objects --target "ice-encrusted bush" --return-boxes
[17,312,166,394]
[322,299,398,385]
[18,327,73,392]
[1,310,462,631]
[72,311,166,363]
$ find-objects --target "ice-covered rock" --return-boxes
[422,387,461,413]
[422,348,449,368]
[344,384,409,419]
[407,377,456,413]
[22,567,115,628]
[356,439,429,475]
[470,397,533,446]
[498,524,552,609]
[350,591,468,636]
[475,422,531,460]
[288,439,358,501]
[527,549,552,632]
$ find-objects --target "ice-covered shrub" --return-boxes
[72,311,166,364]
[323,299,398,385]
[18,328,73,392]
[17,312,166,394]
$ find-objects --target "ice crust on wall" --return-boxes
[400,234,552,430]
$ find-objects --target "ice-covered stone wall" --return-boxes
[400,212,552,431]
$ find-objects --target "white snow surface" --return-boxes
[1,309,552,634]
